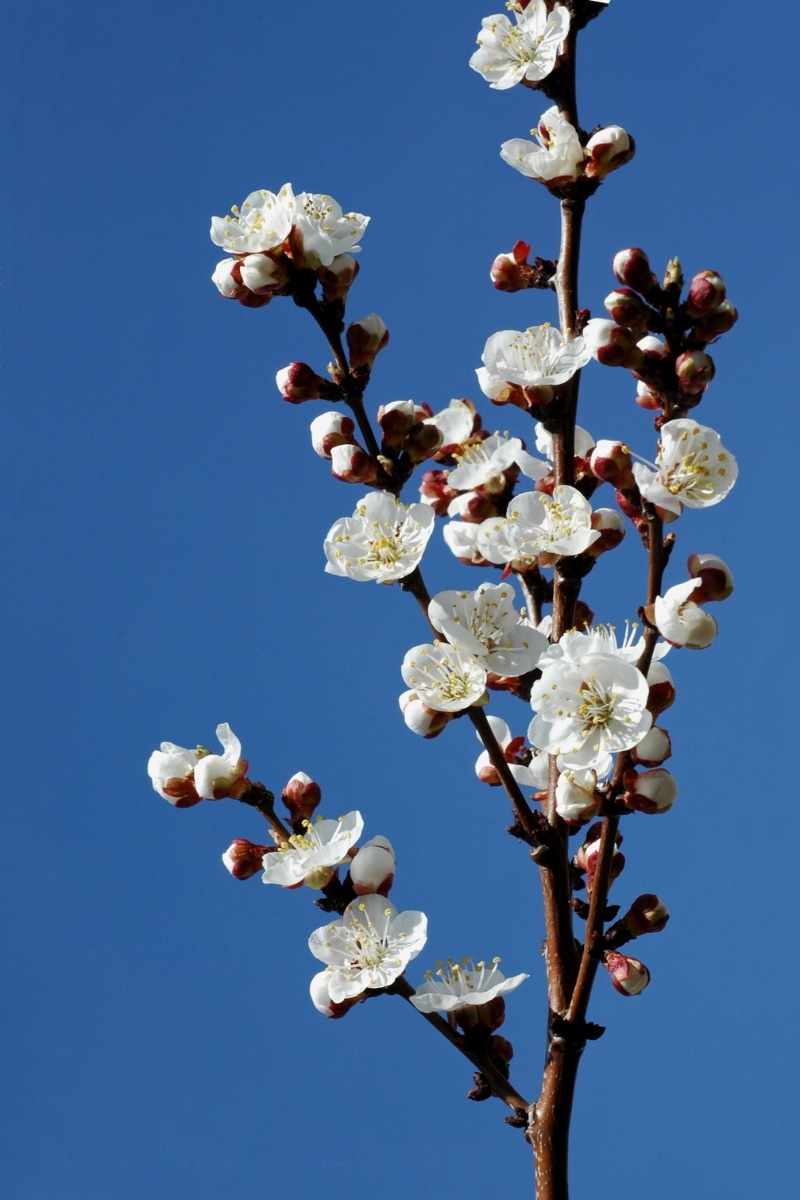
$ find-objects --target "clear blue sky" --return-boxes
[3,2,798,1197]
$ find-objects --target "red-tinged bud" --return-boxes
[604,951,650,996]
[603,288,651,334]
[687,552,735,602]
[686,270,726,319]
[488,1033,513,1063]
[613,247,661,300]
[583,319,645,369]
[575,827,625,894]
[448,490,503,523]
[161,776,203,808]
[662,256,683,294]
[489,381,539,410]
[622,766,678,814]
[573,600,595,629]
[691,299,738,342]
[310,411,357,459]
[635,381,661,411]
[276,362,341,404]
[585,507,625,557]
[646,661,676,714]
[399,690,453,739]
[239,252,290,295]
[281,771,322,823]
[377,400,418,448]
[607,894,669,947]
[318,253,359,302]
[584,126,635,180]
[490,241,535,291]
[350,836,396,897]
[590,440,636,490]
[419,469,458,516]
[310,971,363,1019]
[630,726,671,767]
[615,488,643,521]
[675,349,715,393]
[329,443,380,485]
[222,838,270,880]
[403,422,445,465]
[346,313,389,371]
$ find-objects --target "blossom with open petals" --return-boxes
[477,325,591,401]
[651,579,718,649]
[537,622,669,673]
[261,811,364,889]
[501,107,585,184]
[324,491,435,583]
[632,419,738,516]
[474,485,599,569]
[410,957,528,1014]
[147,723,247,806]
[529,654,652,771]
[429,582,547,678]
[210,186,294,255]
[309,894,428,1002]
[401,643,488,713]
[290,191,369,269]
[469,3,570,90]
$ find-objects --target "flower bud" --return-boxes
[686,270,726,319]
[584,126,635,180]
[603,288,651,334]
[584,507,625,558]
[555,769,601,823]
[646,661,676,714]
[377,400,419,448]
[662,256,683,294]
[648,579,718,649]
[276,362,341,404]
[583,319,645,369]
[490,240,535,292]
[690,299,738,342]
[309,970,363,1018]
[635,380,661,411]
[346,313,389,371]
[419,469,458,516]
[281,771,322,824]
[590,440,636,490]
[403,421,445,466]
[604,952,650,996]
[687,552,734,602]
[612,247,660,299]
[349,836,396,897]
[399,690,453,738]
[310,411,357,459]
[575,827,625,894]
[240,252,290,294]
[675,349,715,394]
[607,894,669,946]
[329,443,380,485]
[318,253,360,302]
[447,490,503,523]
[572,600,595,629]
[222,838,270,880]
[623,767,678,814]
[630,726,671,767]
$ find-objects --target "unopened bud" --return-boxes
[646,661,676,714]
[622,767,678,814]
[490,241,535,292]
[346,313,389,371]
[662,256,683,294]
[318,253,360,302]
[604,951,650,996]
[607,894,669,947]
[590,440,636,490]
[686,270,726,319]
[603,288,651,334]
[419,469,458,516]
[310,971,363,1019]
[399,690,453,739]
[584,507,625,558]
[687,552,734,602]
[675,349,715,394]
[575,827,625,894]
[583,319,645,369]
[403,422,445,465]
[222,838,270,880]
[584,126,635,180]
[240,252,290,294]
[377,400,419,448]
[613,247,661,300]
[329,443,380,485]
[281,771,322,823]
[349,836,396,897]
[630,726,672,767]
[691,299,738,342]
[555,769,601,823]
[309,411,356,458]
[276,362,340,404]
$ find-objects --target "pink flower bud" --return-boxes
[402,423,445,466]
[222,838,270,880]
[377,400,419,448]
[635,381,661,411]
[603,288,651,333]
[318,253,360,302]
[281,771,322,824]
[346,313,389,371]
[310,411,357,459]
[583,319,646,369]
[630,726,672,767]
[675,349,715,394]
[575,826,625,894]
[584,126,635,180]
[686,270,726,319]
[419,469,458,517]
[329,443,380,485]
[276,362,341,404]
[349,836,396,897]
[623,767,678,814]
[690,299,738,342]
[239,252,289,295]
[604,952,650,996]
[399,690,453,738]
[687,552,734,602]
[646,661,676,714]
[613,247,661,299]
[590,440,636,491]
[490,241,535,292]
[584,507,625,558]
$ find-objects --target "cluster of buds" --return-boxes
[490,241,557,293]
[585,247,738,414]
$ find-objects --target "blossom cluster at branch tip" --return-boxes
[147,723,247,807]
[469,3,570,90]
[324,491,435,583]
[308,893,428,1004]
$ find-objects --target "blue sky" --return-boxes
[3,2,799,1197]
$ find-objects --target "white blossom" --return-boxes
[537,621,669,674]
[474,485,599,569]
[474,715,549,790]
[147,722,246,804]
[428,582,547,677]
[442,519,487,564]
[324,491,435,583]
[261,811,364,889]
[469,2,570,90]
[309,894,428,1002]
[410,957,529,1014]
[477,325,591,397]
[401,643,488,713]
[501,107,585,183]
[555,768,601,823]
[529,653,652,771]
[291,190,369,268]
[632,419,738,516]
[447,433,529,490]
[210,186,294,254]
[534,420,595,461]
[423,399,477,451]
[653,579,718,649]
